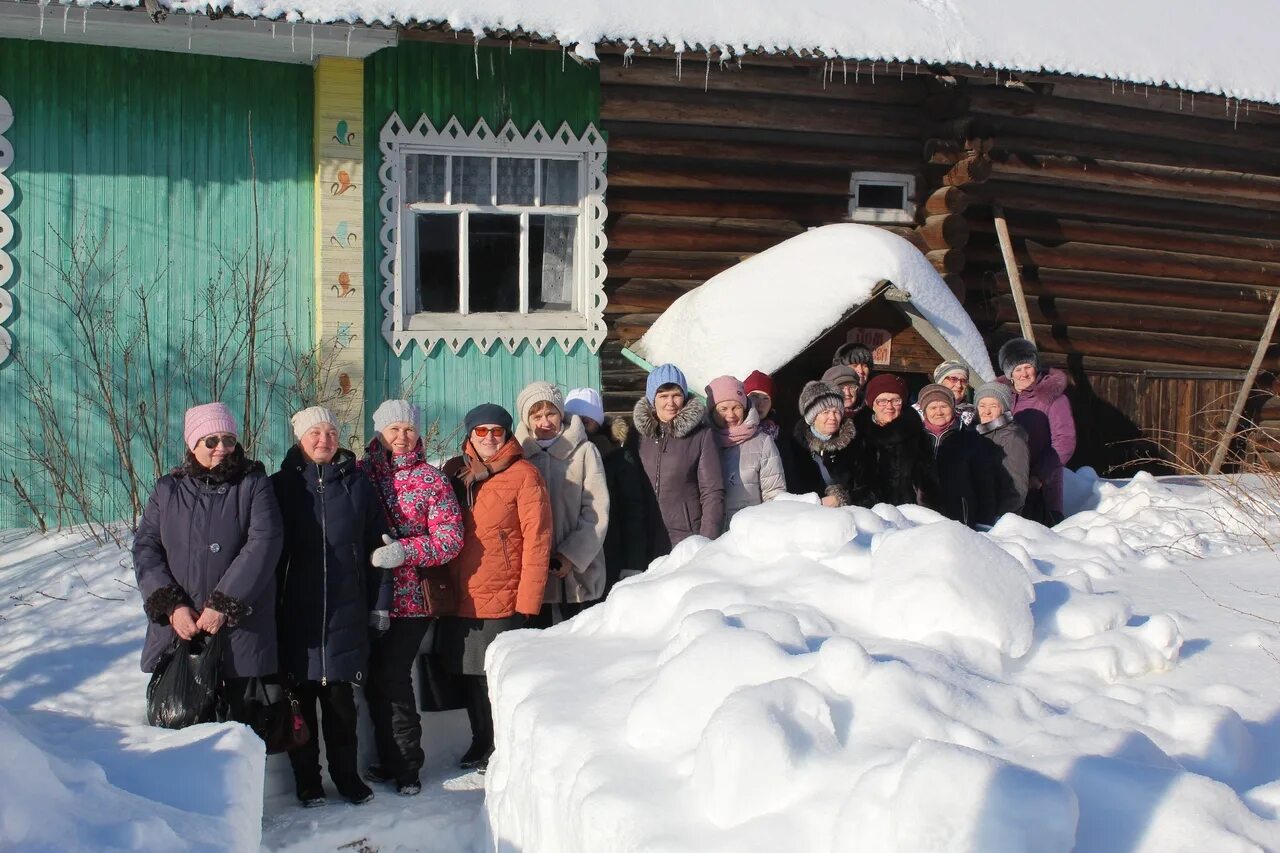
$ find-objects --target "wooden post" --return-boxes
[1209,290,1280,474]
[992,204,1034,341]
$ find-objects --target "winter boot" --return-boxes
[395,773,422,796]
[459,742,493,770]
[362,764,394,784]
[333,775,375,806]
[296,780,327,808]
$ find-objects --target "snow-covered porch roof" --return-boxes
[29,0,1280,105]
[630,224,995,397]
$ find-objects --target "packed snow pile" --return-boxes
[633,224,993,394]
[486,479,1280,852]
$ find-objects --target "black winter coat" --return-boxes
[853,406,937,508]
[589,417,649,590]
[783,418,869,507]
[134,449,283,678]
[271,446,391,685]
[926,424,997,528]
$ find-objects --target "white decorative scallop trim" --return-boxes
[0,94,13,367]
[378,114,608,357]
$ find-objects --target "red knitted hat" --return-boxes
[863,373,908,405]
[743,370,774,400]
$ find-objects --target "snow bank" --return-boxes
[633,224,993,395]
[80,0,1280,105]
[486,492,1280,852]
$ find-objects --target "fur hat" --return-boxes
[833,341,874,367]
[464,403,513,436]
[564,387,605,426]
[516,381,564,428]
[973,381,1014,413]
[998,338,1040,378]
[184,402,238,451]
[743,370,775,401]
[821,364,860,388]
[705,375,748,410]
[863,374,907,407]
[916,383,955,414]
[290,406,338,441]
[645,363,688,403]
[799,381,845,426]
[372,399,420,434]
[932,360,970,384]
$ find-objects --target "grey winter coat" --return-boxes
[713,409,788,530]
[976,414,1031,518]
[134,449,284,678]
[631,396,725,558]
[517,415,610,604]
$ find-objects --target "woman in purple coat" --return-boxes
[133,402,284,723]
[996,339,1076,525]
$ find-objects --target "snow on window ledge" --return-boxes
[0,95,13,367]
[378,113,609,358]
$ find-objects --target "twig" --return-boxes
[1181,569,1280,627]
[35,590,68,602]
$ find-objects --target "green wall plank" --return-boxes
[362,41,602,451]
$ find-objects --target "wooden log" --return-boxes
[990,152,1280,210]
[992,205,1034,340]
[1024,324,1277,371]
[607,214,801,253]
[990,295,1273,340]
[926,248,965,274]
[980,269,1278,315]
[608,312,663,343]
[608,155,853,196]
[880,226,930,252]
[604,120,922,158]
[918,213,969,250]
[967,215,1280,264]
[607,191,848,223]
[605,250,741,281]
[992,131,1280,178]
[943,154,992,187]
[605,134,914,171]
[923,186,971,216]
[601,86,927,138]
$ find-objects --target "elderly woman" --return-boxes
[917,383,995,528]
[853,374,935,508]
[359,400,464,797]
[133,402,283,725]
[915,361,976,428]
[631,363,724,558]
[706,375,787,527]
[973,381,1031,519]
[439,404,552,773]
[822,364,862,419]
[515,382,609,623]
[271,406,392,808]
[832,341,874,386]
[997,338,1076,525]
[783,380,866,508]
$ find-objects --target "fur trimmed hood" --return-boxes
[793,415,856,455]
[633,396,709,441]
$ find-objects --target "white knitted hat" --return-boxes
[290,406,339,440]
[372,399,420,434]
[563,387,605,426]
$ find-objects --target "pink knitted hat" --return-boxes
[184,402,238,450]
[705,375,747,409]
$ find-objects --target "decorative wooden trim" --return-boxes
[378,113,608,356]
[0,94,13,367]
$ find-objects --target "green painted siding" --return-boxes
[0,40,314,527]
[363,42,601,447]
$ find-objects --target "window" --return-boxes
[848,171,917,225]
[379,115,608,356]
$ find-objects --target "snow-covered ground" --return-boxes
[3,469,1280,851]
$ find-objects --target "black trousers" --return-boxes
[528,600,590,629]
[287,681,360,788]
[366,617,431,780]
[463,674,494,753]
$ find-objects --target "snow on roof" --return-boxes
[631,223,995,395]
[70,0,1280,105]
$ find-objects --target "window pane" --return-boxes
[405,154,446,203]
[452,156,492,205]
[541,159,579,207]
[857,183,906,209]
[468,213,520,313]
[415,214,460,313]
[529,215,576,311]
[496,157,536,205]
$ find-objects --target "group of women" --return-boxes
[131,336,1074,808]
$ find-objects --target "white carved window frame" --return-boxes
[0,94,13,366]
[378,114,608,357]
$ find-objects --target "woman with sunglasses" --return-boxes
[359,400,464,796]
[133,402,283,725]
[853,374,938,508]
[438,403,552,773]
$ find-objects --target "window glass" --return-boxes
[404,154,446,203]
[857,183,907,210]
[467,214,521,312]
[496,157,536,206]
[452,156,493,205]
[415,214,460,313]
[529,215,576,311]
[541,159,579,207]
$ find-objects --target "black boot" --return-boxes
[460,676,495,771]
[296,778,327,808]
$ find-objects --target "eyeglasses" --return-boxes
[873,397,903,408]
[472,426,507,438]
[202,434,237,450]
[941,376,968,385]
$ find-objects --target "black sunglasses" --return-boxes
[202,434,237,450]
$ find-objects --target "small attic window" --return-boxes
[848,171,916,225]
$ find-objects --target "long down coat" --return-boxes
[715,408,788,529]
[588,417,649,589]
[517,415,610,605]
[926,424,997,528]
[134,449,283,678]
[271,446,391,686]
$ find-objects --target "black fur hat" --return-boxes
[997,338,1040,378]
[833,342,874,367]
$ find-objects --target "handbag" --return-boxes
[419,564,458,617]
[246,680,311,754]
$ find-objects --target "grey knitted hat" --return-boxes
[973,381,1014,413]
[932,360,970,384]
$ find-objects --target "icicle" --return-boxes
[676,49,683,81]
[704,53,711,92]
[1144,84,1148,98]
[291,23,296,52]
[914,62,918,75]
[842,60,847,85]
[871,61,875,83]
[508,39,512,55]
[855,61,860,83]
[187,14,193,50]
[1111,80,1115,94]
[1234,98,1240,129]
[1191,93,1195,111]
[995,68,999,83]
[271,22,275,38]
[899,63,903,80]
[622,45,635,67]
[1179,90,1183,110]
[61,5,67,34]
[309,24,315,62]
[37,3,43,35]
[346,25,353,57]
[81,7,86,31]
[561,45,566,72]
[1225,97,1230,116]
[475,39,481,79]
[821,61,828,91]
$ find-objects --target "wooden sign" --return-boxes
[847,328,892,365]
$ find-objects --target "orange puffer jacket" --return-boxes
[442,440,552,619]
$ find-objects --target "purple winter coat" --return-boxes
[133,450,284,678]
[999,369,1076,517]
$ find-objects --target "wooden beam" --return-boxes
[992,205,1034,340]
[923,186,971,216]
[1211,291,1280,473]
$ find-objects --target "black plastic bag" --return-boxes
[146,634,222,729]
